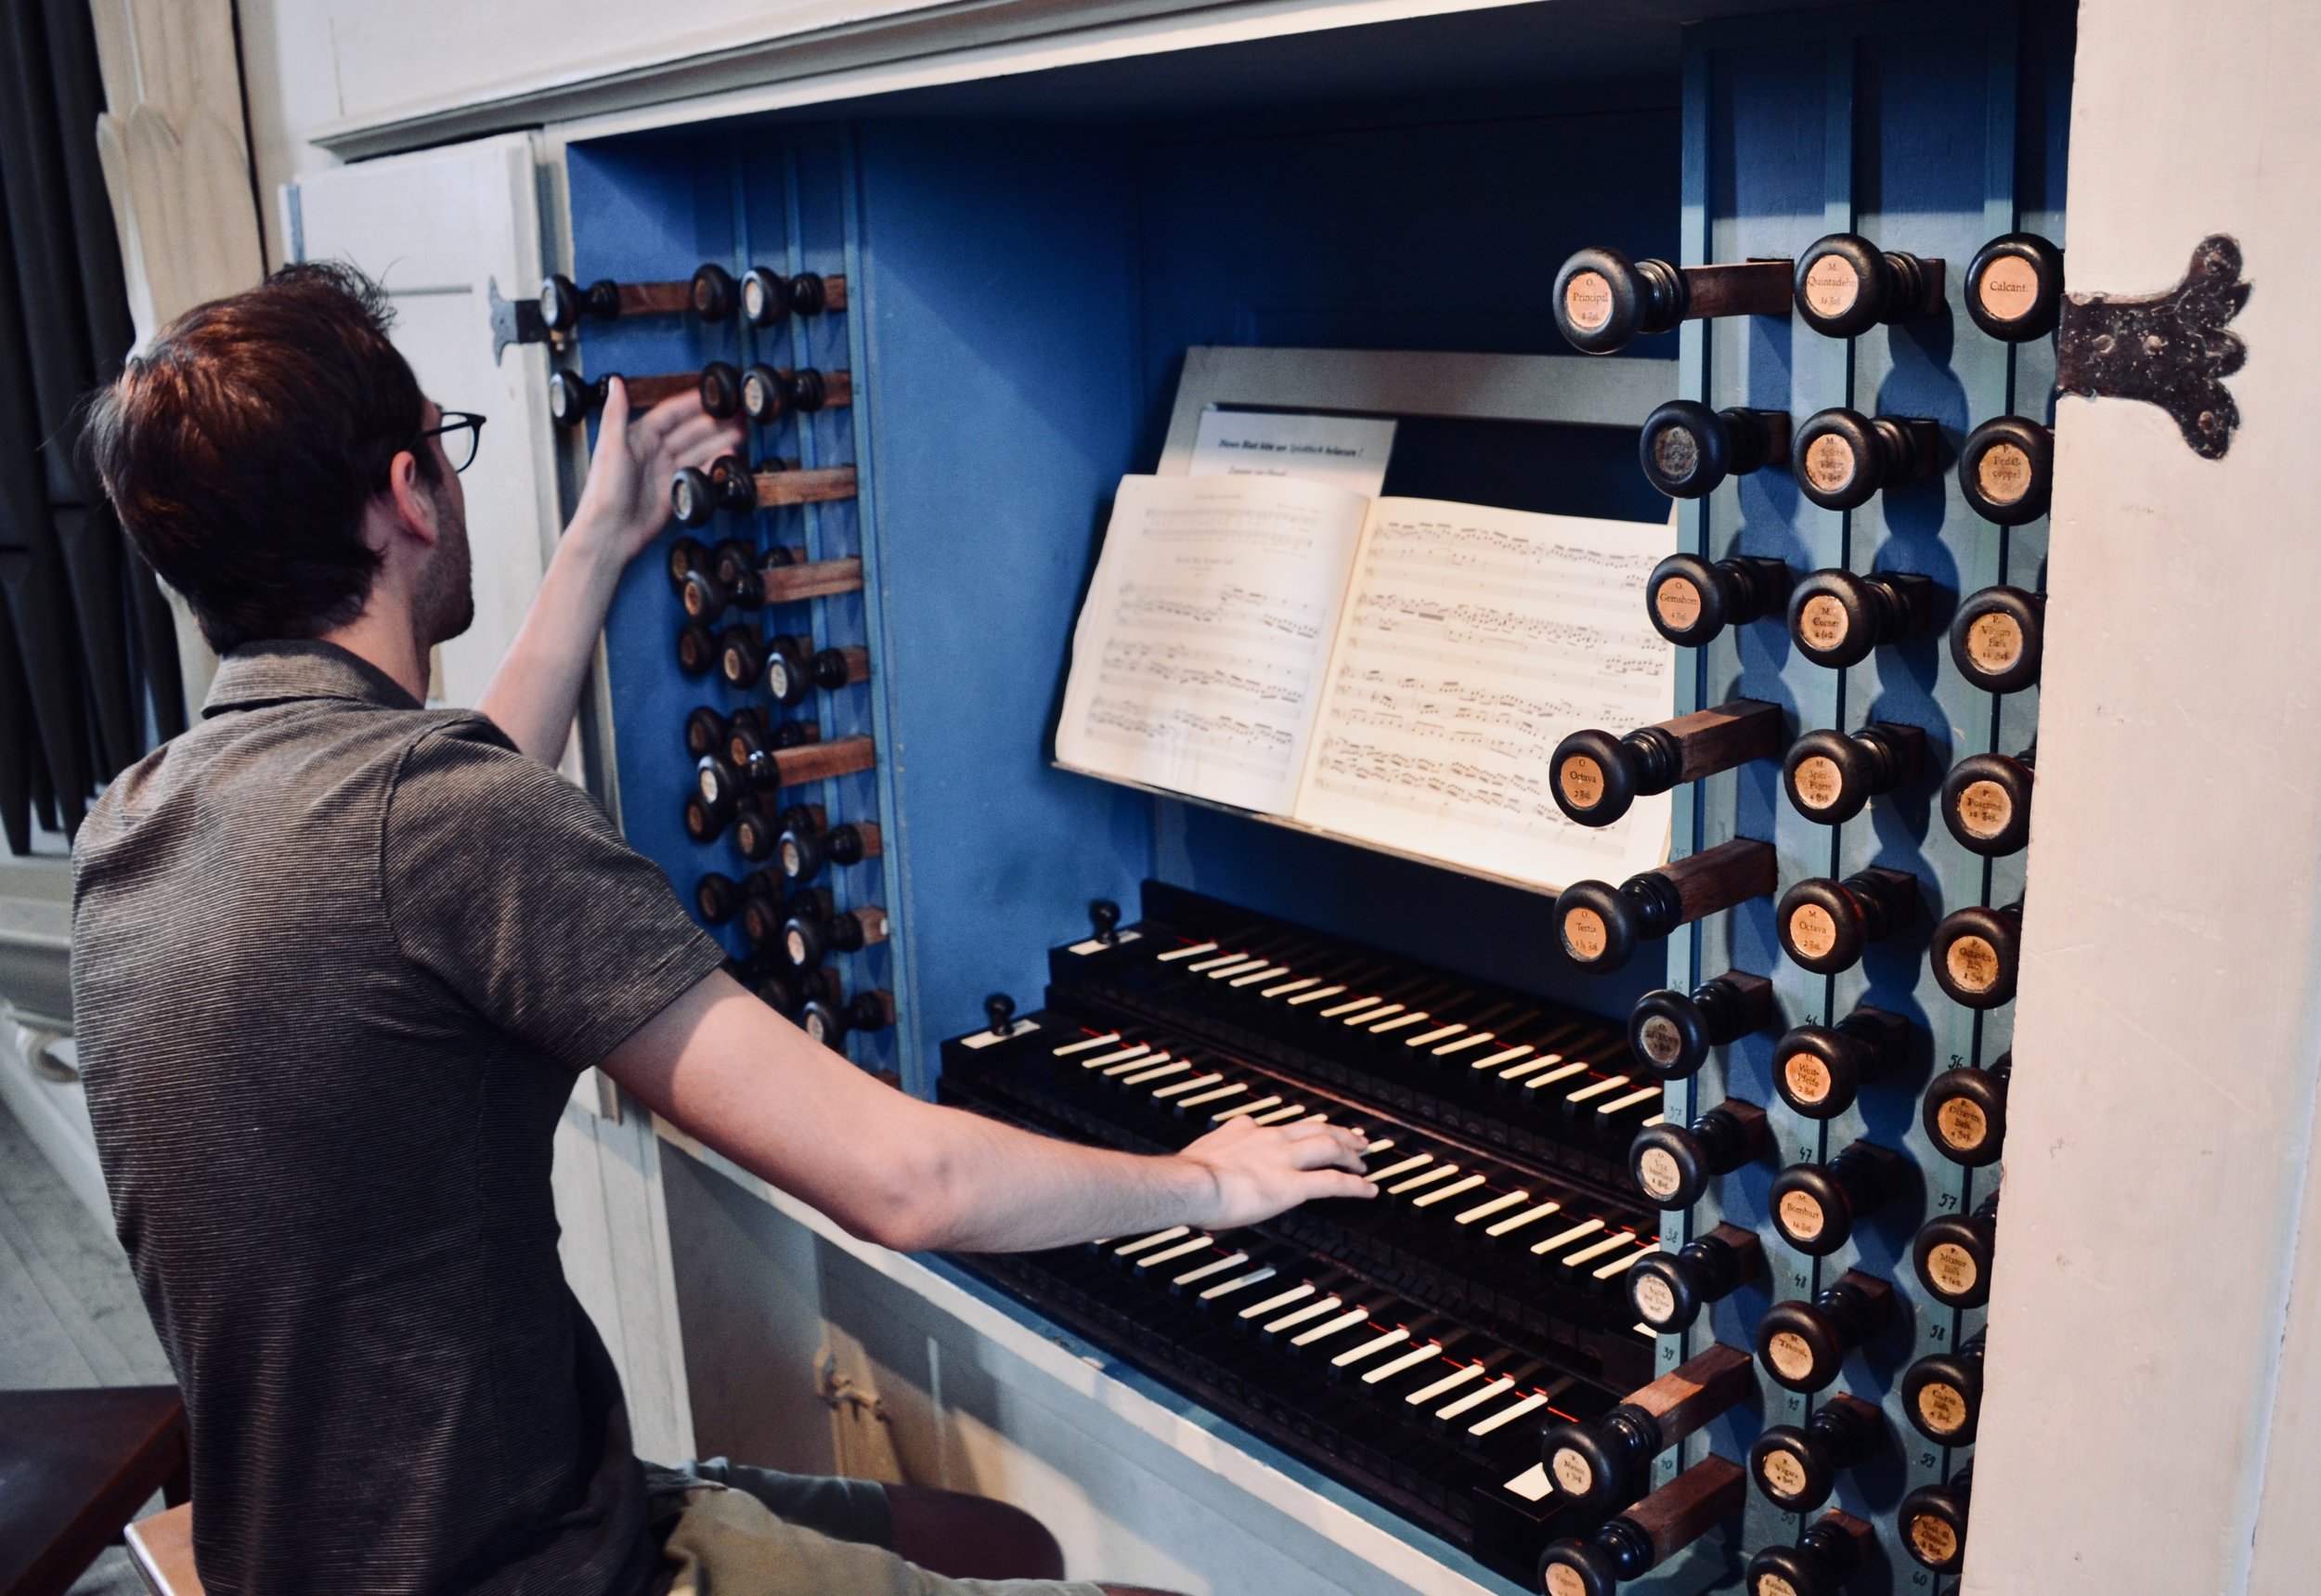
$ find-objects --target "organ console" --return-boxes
[1775,866,1920,975]
[1641,552,1793,648]
[1768,1140,1907,1256]
[1770,1006,1917,1120]
[1941,746,2034,857]
[1898,1466,1973,1575]
[1964,231,2066,342]
[1914,1194,1999,1309]
[1549,701,1784,827]
[780,812,881,883]
[1627,1224,1760,1335]
[1900,1333,1985,1446]
[1931,901,2023,1008]
[1958,415,2055,524]
[1785,568,1938,669]
[1755,1271,1894,1394]
[1550,247,1793,355]
[1790,409,1943,511]
[784,901,891,971]
[1950,584,2045,693]
[1745,1393,1884,1513]
[1791,233,1945,339]
[1626,969,1773,1081]
[1922,1052,2010,1166]
[1556,839,1777,974]
[670,455,858,526]
[1781,721,1926,825]
[538,264,738,330]
[1536,1455,1744,1596]
[1634,402,1792,500]
[1537,1343,1755,1517]
[1627,1098,1767,1210]
[1744,1511,1875,1596]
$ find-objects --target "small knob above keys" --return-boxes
[1792,408,1943,511]
[1777,866,1921,976]
[1628,1098,1767,1210]
[1960,415,2055,524]
[1771,1006,1916,1120]
[1090,900,1122,944]
[1915,1193,2001,1309]
[1627,968,1773,1081]
[1551,700,1785,827]
[1782,721,1926,824]
[1793,233,1945,339]
[1746,1511,1875,1596]
[1901,1332,1986,1445]
[1923,1052,2011,1166]
[1942,746,2035,857]
[1627,1224,1760,1335]
[1644,552,1793,647]
[983,993,1016,1037]
[1951,585,2045,693]
[1787,567,1938,668]
[1755,1271,1892,1394]
[1966,230,2066,341]
[1637,402,1792,499]
[1899,1466,1974,1574]
[1932,900,2024,1008]
[1747,1395,1885,1513]
[1769,1139,1908,1256]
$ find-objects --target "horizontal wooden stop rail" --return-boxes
[754,466,857,509]
[619,372,696,407]
[615,280,694,316]
[760,556,864,604]
[772,735,875,785]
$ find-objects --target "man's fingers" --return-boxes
[1285,1132,1368,1175]
[599,375,633,435]
[1304,1171,1378,1200]
[655,412,734,471]
[630,387,706,442]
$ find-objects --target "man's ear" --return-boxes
[383,449,442,551]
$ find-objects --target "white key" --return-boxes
[1599,1085,1663,1116]
[1155,941,1218,962]
[1102,1047,1169,1074]
[1199,1266,1277,1301]
[1363,1343,1444,1384]
[1259,976,1318,998]
[1239,1282,1316,1320]
[1472,1044,1536,1071]
[1320,995,1381,1019]
[1370,1010,1430,1034]
[1434,1032,1498,1058]
[1054,1032,1122,1056]
[1251,1104,1308,1126]
[1173,1251,1249,1286]
[1212,1096,1282,1122]
[1456,1190,1530,1226]
[1368,1153,1433,1183]
[1332,1328,1411,1369]
[1203,957,1271,980]
[1502,1055,1575,1084]
[1137,1236,1214,1269]
[1293,1307,1372,1347]
[1186,950,1247,972]
[1285,984,1346,1006]
[1437,1375,1516,1421]
[1502,1461,1555,1503]
[1531,1219,1607,1256]
[1523,1061,1594,1094]
[1470,1392,1550,1437]
[1414,1174,1488,1209]
[1114,1226,1191,1256]
[1406,1023,1465,1048]
[1634,1322,1660,1337]
[1362,1136,1396,1156]
[1344,1003,1405,1027]
[1594,1249,1649,1281]
[1406,1364,1485,1406]
[1228,965,1290,988]
[1152,1071,1225,1099]
[1264,1296,1344,1334]
[1565,1074,1633,1105]
[1562,1233,1631,1267]
[1387,1164,1462,1196]
[1121,1059,1190,1086]
[1080,1044,1153,1070]
[1291,1112,1332,1126]
[1486,1201,1563,1239]
[1640,1113,1668,1128]
[1178,1083,1247,1109]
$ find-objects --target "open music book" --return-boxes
[1055,473,1677,890]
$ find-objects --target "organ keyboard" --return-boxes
[940,882,1669,1580]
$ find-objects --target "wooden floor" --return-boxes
[1,1097,173,1595]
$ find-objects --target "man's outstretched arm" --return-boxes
[600,972,1377,1253]
[477,380,743,763]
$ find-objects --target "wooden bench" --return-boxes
[0,1387,186,1596]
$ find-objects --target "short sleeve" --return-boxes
[382,718,728,1072]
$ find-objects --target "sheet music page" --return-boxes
[1290,497,1678,889]
[1055,474,1372,814]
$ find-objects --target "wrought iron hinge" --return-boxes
[2057,234,2250,460]
[487,276,549,366]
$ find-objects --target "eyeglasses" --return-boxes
[418,411,486,474]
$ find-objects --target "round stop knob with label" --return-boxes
[694,872,743,926]
[1793,232,1945,339]
[1550,246,1793,355]
[1941,746,2034,857]
[1790,408,1943,511]
[1899,1466,1974,1574]
[667,535,711,594]
[1746,1395,1884,1514]
[1777,866,1921,975]
[1755,1272,1891,1394]
[697,360,745,420]
[1950,584,2044,694]
[676,620,718,678]
[689,263,738,321]
[1627,1097,1767,1210]
[1923,1052,2011,1166]
[1627,968,1773,1081]
[683,706,730,762]
[1636,402,1792,499]
[1931,900,2023,1008]
[1901,1333,1986,1445]
[1536,1456,1745,1596]
[1770,1006,1916,1120]
[1537,1343,1754,1525]
[1914,1193,2000,1309]
[782,815,880,884]
[1551,700,1785,827]
[1644,552,1794,647]
[740,266,795,327]
[1782,721,1926,824]
[1785,567,1938,669]
[1959,414,2055,524]
[1627,1225,1760,1335]
[1745,1511,1875,1596]
[538,273,623,331]
[671,454,759,530]
[1965,230,2066,342]
[1557,839,1777,974]
[784,902,890,971]
[1769,1139,1906,1256]
[547,368,611,428]
[803,987,896,1049]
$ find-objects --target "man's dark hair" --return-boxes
[84,262,439,654]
